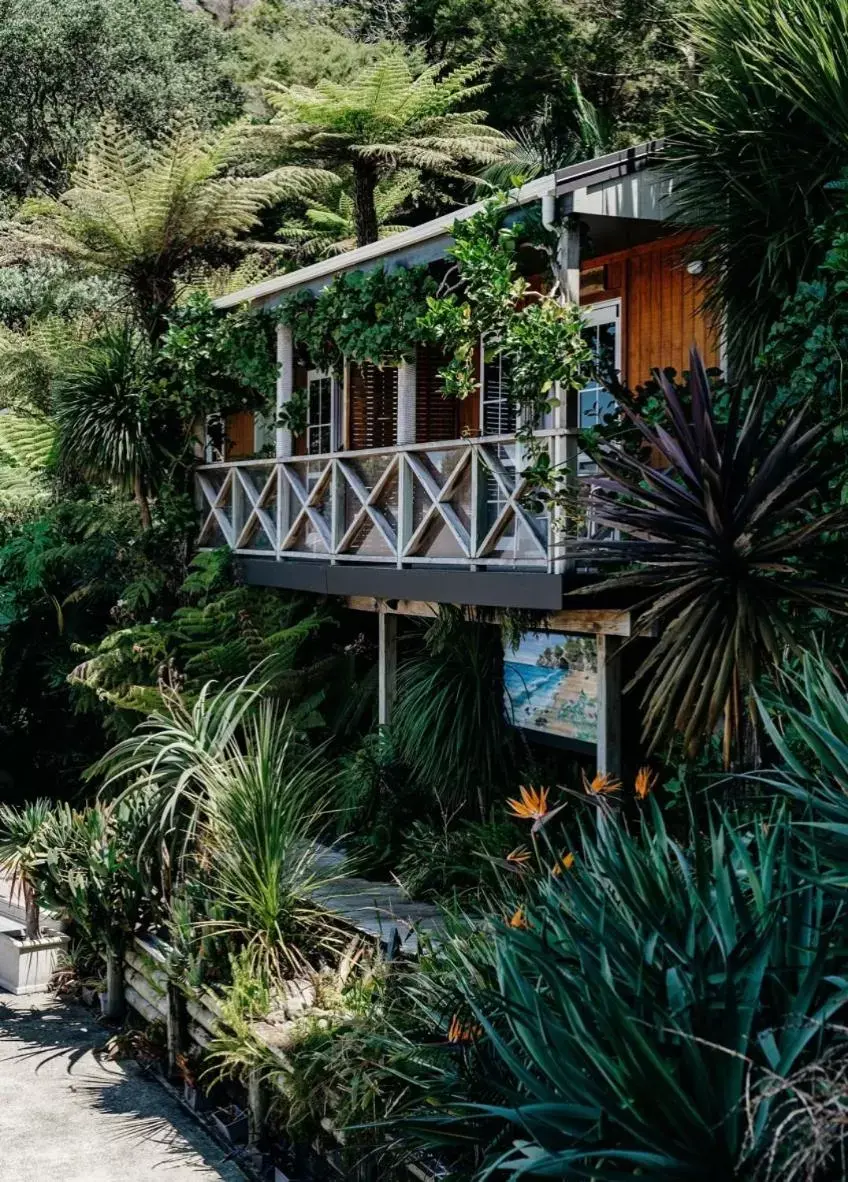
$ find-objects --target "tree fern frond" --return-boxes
[2,118,312,334]
[0,412,55,469]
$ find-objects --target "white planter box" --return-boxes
[0,929,69,995]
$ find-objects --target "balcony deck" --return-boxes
[196,430,590,575]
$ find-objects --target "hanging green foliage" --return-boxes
[157,292,279,420]
[419,196,591,484]
[276,264,436,372]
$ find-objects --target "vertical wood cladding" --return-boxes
[415,346,459,442]
[349,361,398,449]
[224,410,255,458]
[581,232,720,388]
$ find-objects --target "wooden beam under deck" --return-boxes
[345,596,632,637]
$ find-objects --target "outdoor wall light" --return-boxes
[686,259,706,276]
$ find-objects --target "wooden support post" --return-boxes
[247,1067,268,1150]
[341,360,351,450]
[552,217,581,573]
[596,633,623,777]
[378,608,398,726]
[276,323,294,461]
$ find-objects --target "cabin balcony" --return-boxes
[196,427,591,583]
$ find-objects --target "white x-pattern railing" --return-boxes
[196,432,588,569]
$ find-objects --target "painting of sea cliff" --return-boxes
[504,631,598,744]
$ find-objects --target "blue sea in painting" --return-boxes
[504,662,562,720]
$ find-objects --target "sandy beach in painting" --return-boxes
[504,632,598,743]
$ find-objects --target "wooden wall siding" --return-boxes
[349,361,398,450]
[415,346,459,442]
[581,233,719,388]
[224,410,255,459]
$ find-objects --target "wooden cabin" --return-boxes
[196,144,720,774]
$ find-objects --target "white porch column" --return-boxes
[396,359,416,568]
[276,323,294,460]
[396,358,417,445]
[378,608,398,726]
[551,217,582,573]
[557,217,581,305]
[596,634,623,777]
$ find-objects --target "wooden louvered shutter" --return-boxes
[225,410,255,458]
[349,362,398,450]
[415,346,459,443]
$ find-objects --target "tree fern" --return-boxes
[0,412,54,470]
[263,48,510,246]
[277,171,417,261]
[5,118,325,337]
[0,316,88,416]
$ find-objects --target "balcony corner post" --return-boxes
[396,358,416,568]
[552,216,581,573]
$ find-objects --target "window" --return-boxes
[480,346,516,437]
[306,370,333,455]
[578,300,621,430]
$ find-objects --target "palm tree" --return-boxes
[52,327,161,528]
[277,171,417,261]
[262,48,510,247]
[0,799,52,939]
[5,119,321,339]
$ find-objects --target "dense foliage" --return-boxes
[2,5,848,1182]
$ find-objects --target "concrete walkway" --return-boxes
[0,993,245,1182]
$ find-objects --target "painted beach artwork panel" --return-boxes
[504,631,598,744]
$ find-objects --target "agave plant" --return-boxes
[399,800,848,1180]
[569,349,848,761]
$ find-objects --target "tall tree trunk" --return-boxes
[353,157,380,247]
[133,471,152,530]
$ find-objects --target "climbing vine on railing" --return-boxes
[187,195,593,498]
[276,265,436,372]
[420,195,592,490]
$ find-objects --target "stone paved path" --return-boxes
[0,993,245,1182]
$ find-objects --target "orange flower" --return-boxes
[583,771,622,795]
[506,845,531,866]
[447,1015,481,1044]
[509,907,528,929]
[507,785,550,821]
[552,852,575,877]
[634,766,657,800]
